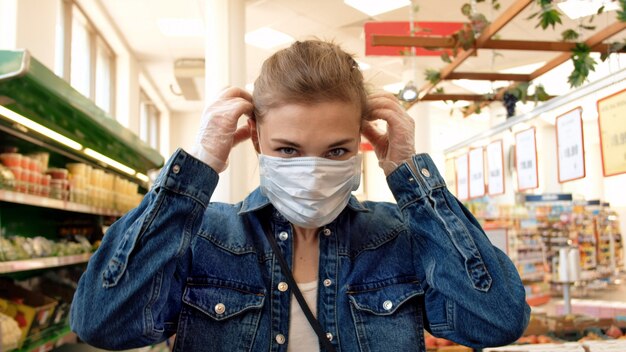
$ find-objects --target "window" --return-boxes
[95,39,113,113]
[139,91,160,151]
[64,2,115,115]
[70,7,90,98]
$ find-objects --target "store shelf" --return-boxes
[0,189,123,217]
[0,253,91,274]
[10,325,73,352]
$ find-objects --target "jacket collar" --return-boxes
[238,187,369,215]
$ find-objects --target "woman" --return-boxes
[70,40,530,352]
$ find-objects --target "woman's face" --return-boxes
[250,101,361,160]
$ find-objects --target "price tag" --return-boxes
[469,148,485,198]
[486,140,505,196]
[556,108,585,182]
[455,154,469,200]
[597,89,626,176]
[515,127,538,191]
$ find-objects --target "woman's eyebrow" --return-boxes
[271,138,302,148]
[328,138,356,148]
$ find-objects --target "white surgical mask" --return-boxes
[258,154,362,229]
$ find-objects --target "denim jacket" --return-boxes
[70,148,530,352]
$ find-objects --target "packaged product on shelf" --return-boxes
[0,165,16,190]
[0,281,58,348]
[30,278,75,328]
[0,311,21,351]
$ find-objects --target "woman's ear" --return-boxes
[248,118,261,154]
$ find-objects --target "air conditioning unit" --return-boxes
[174,58,205,100]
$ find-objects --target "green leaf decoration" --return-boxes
[461,3,472,16]
[537,9,563,29]
[561,29,579,41]
[533,85,550,102]
[580,25,596,30]
[568,43,597,88]
[441,52,452,63]
[424,69,442,84]
[618,0,626,21]
[597,5,604,14]
[435,87,446,94]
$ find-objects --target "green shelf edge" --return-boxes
[11,325,72,352]
[0,50,164,173]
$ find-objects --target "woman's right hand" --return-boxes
[189,87,254,173]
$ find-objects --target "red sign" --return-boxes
[364,21,464,56]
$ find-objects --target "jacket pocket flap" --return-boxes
[348,277,423,315]
[182,283,265,321]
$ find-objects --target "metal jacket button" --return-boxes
[172,164,181,174]
[278,282,288,292]
[383,300,393,311]
[323,279,332,287]
[276,334,286,344]
[279,231,289,241]
[323,228,332,236]
[421,168,430,178]
[214,303,225,315]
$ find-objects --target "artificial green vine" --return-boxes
[568,43,597,88]
[527,0,562,29]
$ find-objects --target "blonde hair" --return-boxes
[253,40,367,120]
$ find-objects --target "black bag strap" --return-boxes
[261,220,337,352]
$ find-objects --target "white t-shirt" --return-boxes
[287,280,320,352]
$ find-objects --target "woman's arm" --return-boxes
[71,87,253,350]
[70,149,218,350]
[387,154,530,348]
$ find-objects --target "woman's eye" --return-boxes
[278,147,298,156]
[326,148,347,158]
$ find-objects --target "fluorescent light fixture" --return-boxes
[399,82,418,102]
[344,0,410,16]
[157,18,204,37]
[355,60,371,71]
[84,148,136,176]
[383,82,405,94]
[0,105,83,150]
[136,173,150,183]
[245,28,294,49]
[557,0,619,20]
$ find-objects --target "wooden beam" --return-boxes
[447,72,531,81]
[371,35,455,48]
[371,36,616,53]
[421,94,493,101]
[483,40,612,52]
[530,21,626,80]
[413,0,534,106]
[461,21,626,117]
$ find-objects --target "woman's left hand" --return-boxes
[361,92,416,176]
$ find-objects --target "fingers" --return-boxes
[360,121,385,145]
[232,125,252,146]
[219,86,253,103]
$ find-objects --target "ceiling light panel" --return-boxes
[245,28,294,49]
[344,0,411,17]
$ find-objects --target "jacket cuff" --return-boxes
[386,153,447,209]
[152,148,219,207]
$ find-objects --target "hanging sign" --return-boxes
[597,89,626,176]
[486,140,505,196]
[455,154,469,200]
[515,127,539,191]
[444,158,456,193]
[469,148,485,198]
[556,108,586,183]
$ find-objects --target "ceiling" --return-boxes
[98,0,626,113]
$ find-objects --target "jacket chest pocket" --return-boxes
[348,277,426,352]
[174,279,265,352]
